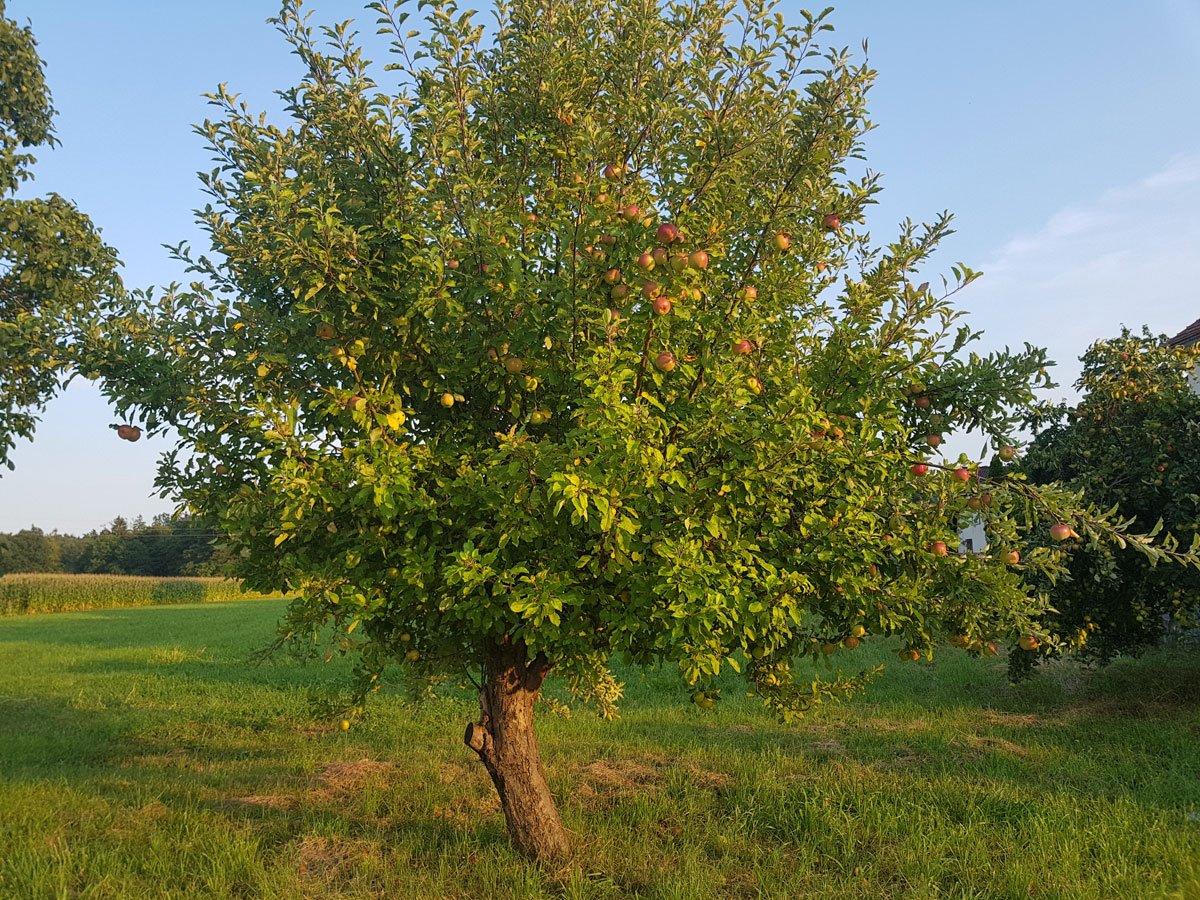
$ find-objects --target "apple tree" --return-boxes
[1014,328,1200,671]
[0,0,123,470]
[86,0,1198,859]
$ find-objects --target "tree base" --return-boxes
[464,642,570,861]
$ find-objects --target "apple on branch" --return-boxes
[656,222,681,244]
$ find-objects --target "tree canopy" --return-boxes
[1017,328,1200,668]
[0,0,123,471]
[86,0,1199,858]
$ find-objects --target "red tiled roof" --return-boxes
[1169,317,1200,347]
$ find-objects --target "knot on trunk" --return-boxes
[464,720,494,760]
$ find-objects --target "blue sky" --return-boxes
[2,0,1199,533]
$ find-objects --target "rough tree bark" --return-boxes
[463,639,570,861]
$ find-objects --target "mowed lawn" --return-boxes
[0,601,1197,899]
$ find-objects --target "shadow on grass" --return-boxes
[0,690,495,874]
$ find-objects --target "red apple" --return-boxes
[688,250,709,270]
[116,424,142,442]
[740,285,758,302]
[926,434,942,447]
[914,395,931,410]
[733,339,754,355]
[656,222,681,244]
[652,295,672,315]
[602,163,622,179]
[655,351,676,372]
[842,636,860,650]
[911,463,928,476]
[595,193,608,205]
[979,492,994,508]
[982,642,998,657]
[930,541,949,556]
[621,205,642,221]
[637,252,655,271]
[598,234,617,247]
[901,648,921,662]
[1005,550,1020,565]
[1050,523,1072,541]
[952,467,971,482]
[642,280,660,298]
[966,497,982,511]
[651,247,669,267]
[1018,634,1039,651]
[821,213,841,231]
[446,258,460,269]
[603,268,622,285]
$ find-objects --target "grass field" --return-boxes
[0,599,1197,899]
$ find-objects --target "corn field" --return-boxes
[0,574,284,615]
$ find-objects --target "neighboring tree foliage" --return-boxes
[1018,328,1200,668]
[0,525,59,573]
[0,515,229,576]
[0,0,122,470]
[87,0,1197,859]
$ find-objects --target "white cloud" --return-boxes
[963,154,1200,401]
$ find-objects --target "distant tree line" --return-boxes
[0,516,234,577]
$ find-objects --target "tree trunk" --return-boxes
[463,641,570,861]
